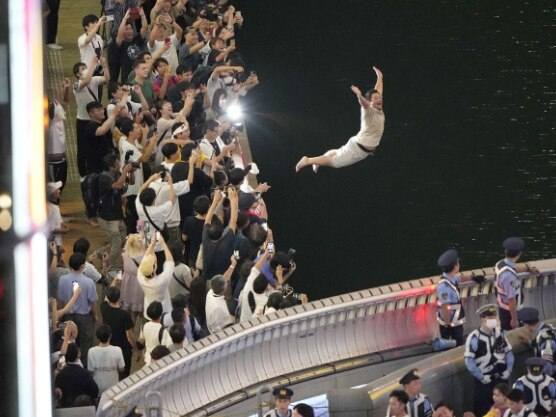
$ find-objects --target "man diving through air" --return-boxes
[296,67,384,173]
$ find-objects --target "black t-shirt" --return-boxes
[182,216,205,265]
[98,171,125,221]
[171,163,213,223]
[207,49,220,67]
[117,35,147,83]
[100,301,134,352]
[84,121,114,174]
[201,224,235,280]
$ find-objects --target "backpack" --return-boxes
[158,312,168,344]
[81,172,108,216]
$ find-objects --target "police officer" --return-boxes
[513,357,556,417]
[436,249,485,346]
[464,304,514,417]
[518,307,556,376]
[265,387,294,417]
[395,369,434,417]
[495,237,539,330]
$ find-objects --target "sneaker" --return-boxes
[46,43,63,50]
[87,217,99,227]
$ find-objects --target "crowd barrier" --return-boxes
[97,259,556,417]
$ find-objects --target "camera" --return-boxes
[267,241,274,253]
[124,150,140,169]
[281,284,302,305]
[160,170,166,180]
[287,248,296,260]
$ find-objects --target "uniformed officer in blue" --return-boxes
[436,249,485,346]
[518,307,556,377]
[265,387,294,417]
[495,237,539,330]
[396,369,434,417]
[513,357,556,417]
[464,304,514,417]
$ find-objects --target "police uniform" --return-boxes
[513,358,556,417]
[264,388,293,417]
[495,237,525,330]
[518,308,556,376]
[392,369,433,417]
[436,249,465,346]
[465,304,514,417]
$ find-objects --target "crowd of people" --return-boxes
[43,0,555,415]
[45,0,309,409]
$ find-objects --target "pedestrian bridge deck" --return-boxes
[97,258,556,417]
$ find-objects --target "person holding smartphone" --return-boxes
[56,253,99,368]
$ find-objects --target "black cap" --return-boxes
[437,249,459,269]
[399,369,421,385]
[476,304,498,318]
[525,357,546,372]
[503,237,525,253]
[272,387,293,399]
[518,307,540,325]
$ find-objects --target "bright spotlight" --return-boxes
[227,103,243,122]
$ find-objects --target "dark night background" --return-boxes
[234,0,555,300]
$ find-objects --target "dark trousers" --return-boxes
[124,195,138,234]
[474,377,503,417]
[107,42,122,84]
[47,159,68,190]
[64,312,94,369]
[499,308,512,331]
[439,324,465,346]
[120,347,132,379]
[76,119,89,177]
[45,0,61,44]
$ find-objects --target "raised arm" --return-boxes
[77,56,98,91]
[227,187,238,232]
[139,172,162,194]
[350,85,370,109]
[83,16,106,46]
[205,188,223,225]
[373,66,383,95]
[116,9,132,45]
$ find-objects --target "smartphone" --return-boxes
[155,231,161,242]
[261,222,268,232]
[165,37,171,45]
[115,271,123,280]
[106,15,115,22]
[129,7,141,20]
[229,39,236,46]
[72,281,79,291]
[235,11,242,18]
[233,250,240,260]
[58,322,67,331]
[267,241,275,253]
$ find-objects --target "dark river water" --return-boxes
[233,0,556,300]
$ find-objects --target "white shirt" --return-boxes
[119,137,145,196]
[47,100,66,155]
[239,267,268,323]
[199,137,226,175]
[78,33,104,66]
[47,202,63,246]
[136,200,174,251]
[147,34,180,75]
[206,289,233,334]
[142,321,172,366]
[356,105,385,149]
[73,77,101,120]
[87,345,124,394]
[137,260,174,320]
[148,179,190,228]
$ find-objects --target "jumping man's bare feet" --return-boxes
[295,156,309,172]
[312,164,319,173]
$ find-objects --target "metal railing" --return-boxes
[97,259,556,417]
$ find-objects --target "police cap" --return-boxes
[272,387,293,399]
[476,304,498,318]
[517,307,540,325]
[437,249,459,270]
[399,369,421,385]
[503,237,525,253]
[525,357,546,372]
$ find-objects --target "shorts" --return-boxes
[331,136,374,168]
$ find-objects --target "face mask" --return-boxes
[79,68,88,78]
[223,76,234,85]
[485,319,498,329]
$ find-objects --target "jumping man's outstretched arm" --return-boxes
[351,85,370,108]
[373,66,383,95]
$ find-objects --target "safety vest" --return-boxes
[534,323,556,361]
[465,328,510,377]
[407,393,434,417]
[515,374,556,416]
[436,278,466,326]
[495,260,523,310]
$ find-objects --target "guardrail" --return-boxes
[97,259,556,417]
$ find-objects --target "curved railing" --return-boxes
[97,259,556,417]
